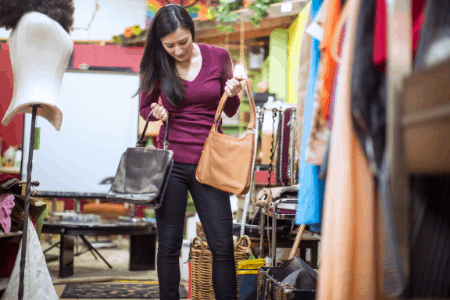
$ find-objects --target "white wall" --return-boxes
[22,71,140,196]
[0,0,147,40]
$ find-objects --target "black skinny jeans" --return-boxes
[155,162,237,300]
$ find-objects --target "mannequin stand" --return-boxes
[18,105,40,300]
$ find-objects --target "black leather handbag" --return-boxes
[106,110,173,208]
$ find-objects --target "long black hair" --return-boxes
[135,4,195,108]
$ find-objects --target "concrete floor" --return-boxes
[42,235,174,300]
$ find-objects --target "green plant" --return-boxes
[186,6,201,14]
[209,0,243,32]
[210,0,280,32]
[112,36,122,44]
[248,0,281,26]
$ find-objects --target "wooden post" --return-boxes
[225,32,229,52]
[240,20,244,68]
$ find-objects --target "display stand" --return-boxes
[240,107,261,237]
[18,105,40,300]
[261,198,297,267]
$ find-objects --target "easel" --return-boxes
[18,105,40,300]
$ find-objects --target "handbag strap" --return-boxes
[212,79,257,132]
[137,108,169,149]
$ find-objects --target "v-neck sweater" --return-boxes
[139,43,241,164]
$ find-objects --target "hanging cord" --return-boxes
[257,110,266,257]
[267,108,278,187]
[240,106,261,237]
[266,108,278,263]
[277,109,285,186]
[287,108,297,185]
[250,109,266,233]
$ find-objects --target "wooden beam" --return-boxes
[213,43,242,50]
[118,0,307,46]
[197,23,291,44]
[194,0,308,31]
[195,14,298,40]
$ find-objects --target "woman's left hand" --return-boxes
[225,77,243,97]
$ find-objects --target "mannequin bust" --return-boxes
[0,1,75,131]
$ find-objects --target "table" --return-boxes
[42,219,156,278]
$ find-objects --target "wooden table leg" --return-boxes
[129,232,157,271]
[310,241,318,269]
[300,247,307,262]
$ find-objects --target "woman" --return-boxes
[136,4,243,300]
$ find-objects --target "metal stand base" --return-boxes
[43,236,114,267]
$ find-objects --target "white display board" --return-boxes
[22,70,140,197]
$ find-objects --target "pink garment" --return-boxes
[0,194,15,234]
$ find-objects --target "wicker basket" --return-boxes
[191,235,252,300]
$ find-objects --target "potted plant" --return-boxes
[209,0,243,32]
[209,0,281,32]
[248,0,281,26]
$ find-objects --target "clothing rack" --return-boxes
[386,0,450,299]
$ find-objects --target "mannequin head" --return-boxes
[0,0,75,33]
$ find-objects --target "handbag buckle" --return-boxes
[163,141,168,150]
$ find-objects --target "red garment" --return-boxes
[373,0,425,72]
[0,238,20,278]
[0,216,37,278]
[0,174,15,184]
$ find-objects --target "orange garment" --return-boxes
[317,0,378,298]
[319,0,341,120]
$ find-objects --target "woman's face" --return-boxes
[160,27,194,62]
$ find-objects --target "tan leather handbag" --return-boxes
[196,79,257,195]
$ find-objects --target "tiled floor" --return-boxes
[42,235,173,300]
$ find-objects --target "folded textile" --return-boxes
[9,196,46,236]
[9,205,24,233]
[0,194,15,235]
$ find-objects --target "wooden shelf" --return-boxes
[116,0,309,46]
[0,167,20,175]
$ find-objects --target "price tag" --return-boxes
[34,127,41,150]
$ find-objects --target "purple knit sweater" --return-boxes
[139,43,241,164]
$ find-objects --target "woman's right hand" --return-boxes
[151,103,169,121]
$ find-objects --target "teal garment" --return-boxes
[295,0,325,229]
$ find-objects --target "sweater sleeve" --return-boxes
[139,85,160,122]
[221,50,241,117]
